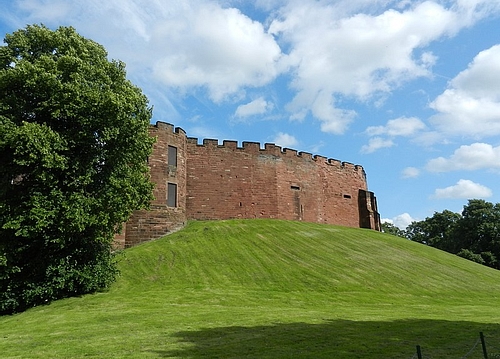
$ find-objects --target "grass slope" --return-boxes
[2,219,500,358]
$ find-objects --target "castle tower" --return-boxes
[121,122,187,247]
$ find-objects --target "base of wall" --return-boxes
[121,205,187,248]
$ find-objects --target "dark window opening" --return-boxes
[343,194,352,199]
[167,182,177,207]
[168,146,177,167]
[291,185,300,190]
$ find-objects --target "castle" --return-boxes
[115,121,381,248]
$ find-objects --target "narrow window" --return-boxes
[167,183,177,207]
[343,194,352,199]
[168,145,177,167]
[291,185,300,190]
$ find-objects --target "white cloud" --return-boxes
[412,130,448,147]
[235,97,273,118]
[451,0,500,25]
[394,213,416,229]
[363,116,426,153]
[402,167,420,178]
[426,143,500,172]
[313,92,357,135]
[430,44,500,138]
[360,137,394,154]
[150,3,282,102]
[366,117,426,137]
[12,0,283,104]
[433,179,492,199]
[270,1,465,133]
[7,0,500,134]
[17,0,73,22]
[273,132,298,148]
[382,212,416,229]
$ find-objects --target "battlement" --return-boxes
[119,121,380,248]
[174,131,367,176]
[152,121,187,136]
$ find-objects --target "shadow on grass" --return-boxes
[150,319,500,359]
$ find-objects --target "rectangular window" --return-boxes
[291,185,300,190]
[168,146,177,167]
[167,182,177,207]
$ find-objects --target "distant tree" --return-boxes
[454,200,500,269]
[456,249,485,265]
[381,222,405,238]
[0,25,154,314]
[405,210,461,251]
[405,200,500,270]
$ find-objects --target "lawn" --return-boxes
[1,219,500,358]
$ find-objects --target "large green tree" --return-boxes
[0,25,154,314]
[455,199,500,269]
[405,210,461,252]
[405,200,500,270]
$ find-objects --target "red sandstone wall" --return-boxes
[123,122,188,248]
[119,121,380,249]
[359,189,381,231]
[185,139,370,227]
[274,151,368,228]
[185,139,280,220]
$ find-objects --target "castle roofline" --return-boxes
[151,121,365,173]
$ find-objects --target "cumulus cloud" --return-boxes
[6,0,500,132]
[451,0,500,26]
[270,1,464,133]
[433,179,492,199]
[363,117,426,152]
[235,97,274,118]
[360,137,394,154]
[426,143,500,172]
[382,212,416,229]
[150,3,282,102]
[10,0,283,104]
[430,44,500,138]
[401,167,420,178]
[312,92,357,135]
[366,117,426,137]
[273,132,298,148]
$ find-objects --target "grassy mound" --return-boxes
[1,219,500,358]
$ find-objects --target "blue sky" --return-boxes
[2,0,500,228]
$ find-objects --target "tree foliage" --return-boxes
[455,200,500,269]
[0,25,154,314]
[405,210,461,251]
[380,222,405,238]
[405,200,500,270]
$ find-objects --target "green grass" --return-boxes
[2,219,500,358]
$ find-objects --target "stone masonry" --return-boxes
[117,121,381,248]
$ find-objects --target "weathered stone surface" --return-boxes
[118,121,381,248]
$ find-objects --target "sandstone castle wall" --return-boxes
[118,121,380,248]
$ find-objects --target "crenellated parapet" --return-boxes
[118,121,380,248]
[152,121,187,136]
[182,131,367,179]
